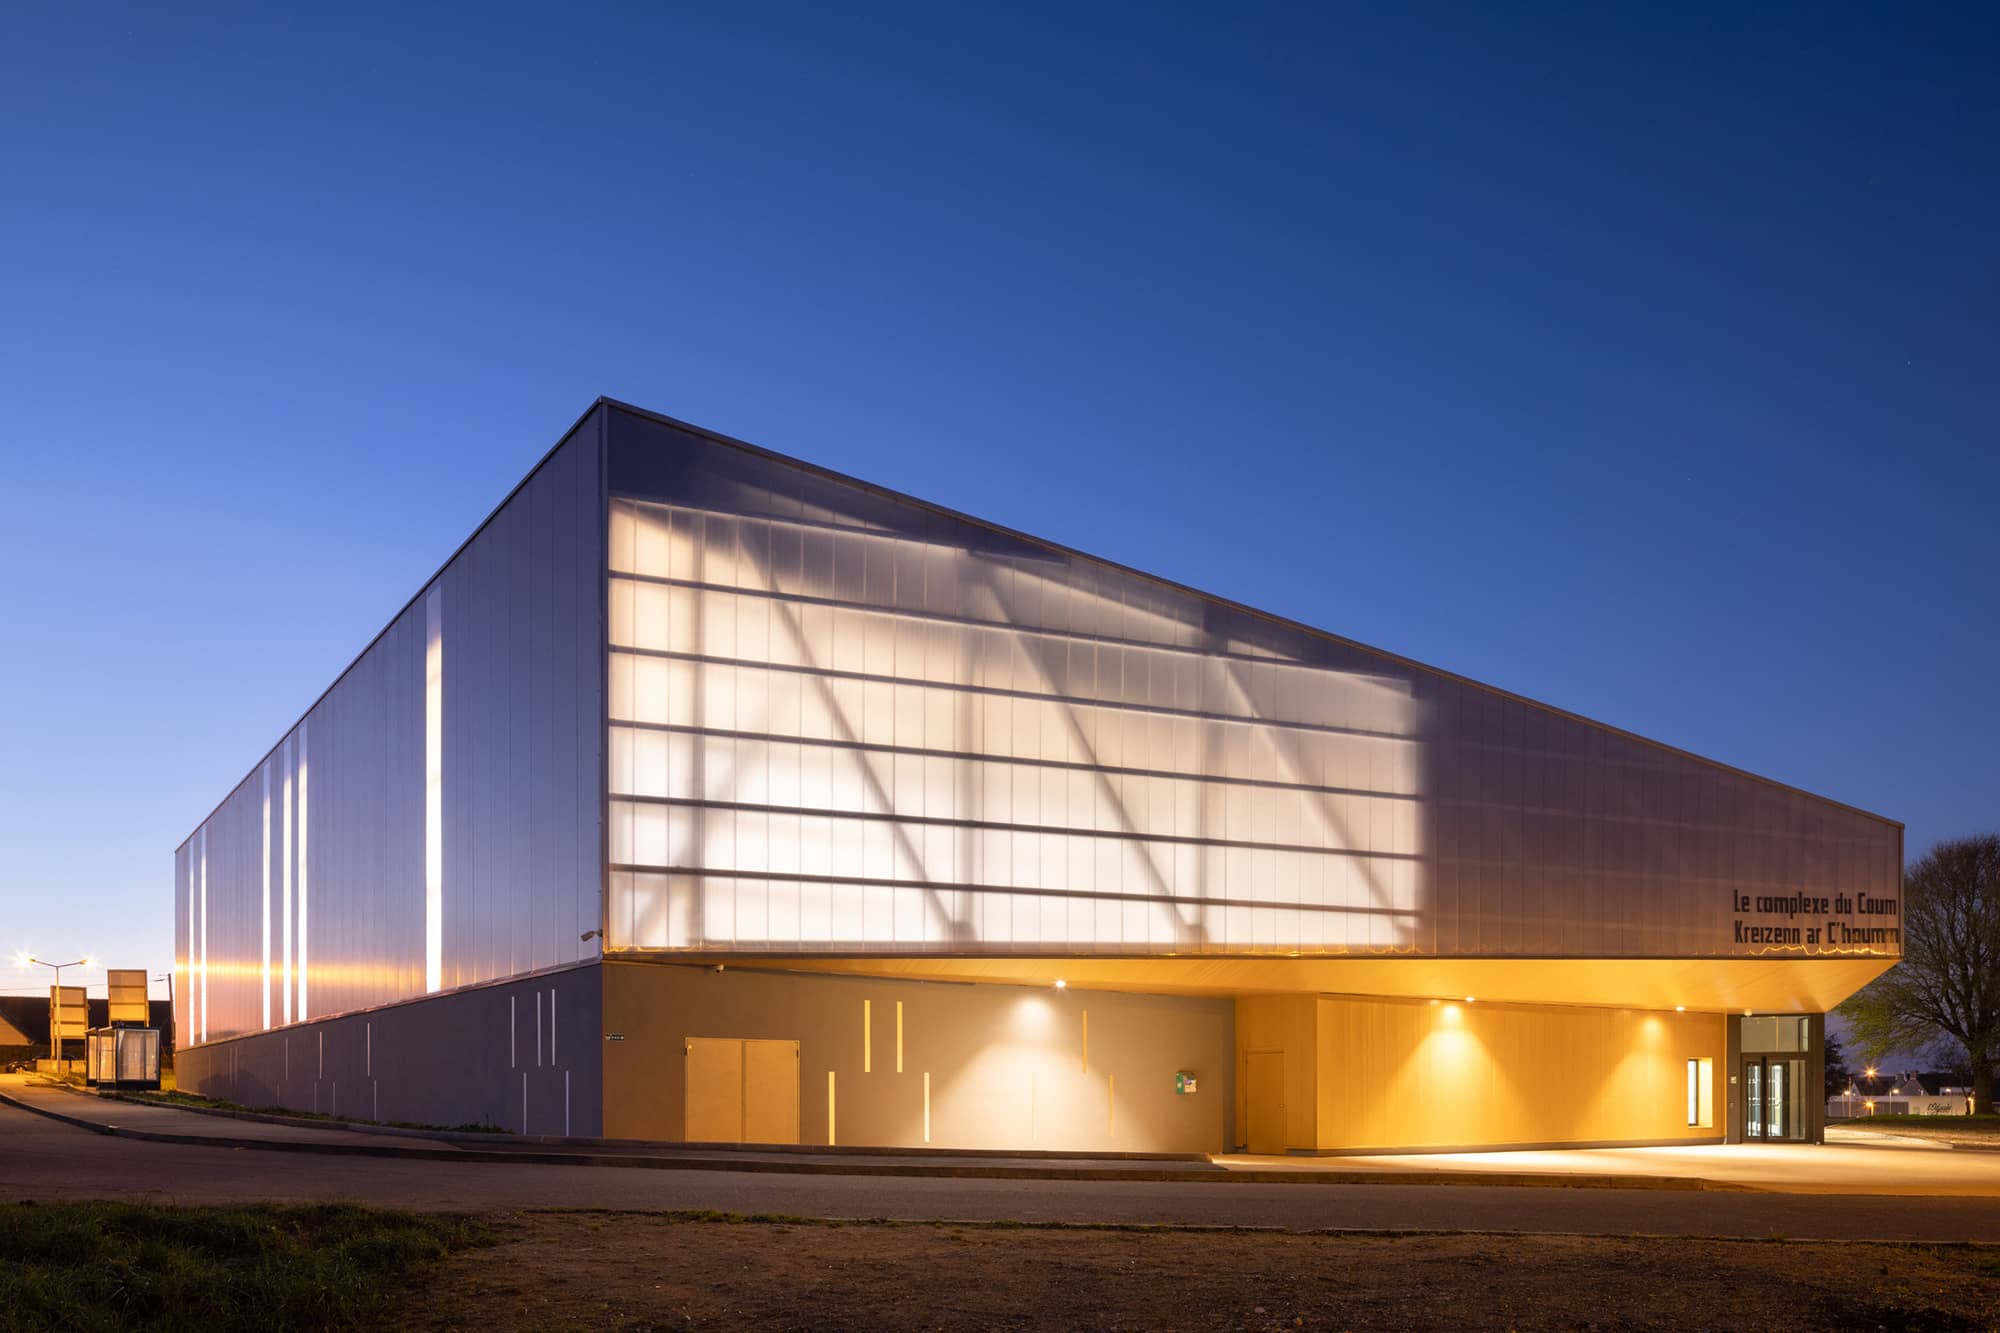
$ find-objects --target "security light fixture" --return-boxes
[1054,979,1067,989]
[23,954,91,1062]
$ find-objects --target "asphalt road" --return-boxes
[5,1102,1999,1242]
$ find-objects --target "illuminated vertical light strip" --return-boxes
[281,739,293,1025]
[198,828,208,1045]
[185,849,195,1043]
[827,1071,836,1145]
[895,1001,903,1074]
[297,723,309,1021]
[862,1000,871,1073]
[424,587,443,994]
[261,766,271,1030]
[284,736,294,1016]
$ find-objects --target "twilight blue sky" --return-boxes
[1,4,1995,1012]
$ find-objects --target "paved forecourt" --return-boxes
[6,1082,2000,1241]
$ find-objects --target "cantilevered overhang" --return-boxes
[630,953,1899,1014]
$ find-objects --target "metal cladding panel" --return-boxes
[173,412,605,1051]
[601,405,1902,964]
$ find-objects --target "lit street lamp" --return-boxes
[20,955,92,1063]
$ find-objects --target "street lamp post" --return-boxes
[21,955,91,1064]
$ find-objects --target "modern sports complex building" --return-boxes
[174,400,1902,1153]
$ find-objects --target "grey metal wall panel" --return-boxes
[602,405,1901,964]
[174,962,604,1136]
[174,410,606,1052]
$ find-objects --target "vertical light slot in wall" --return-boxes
[281,738,293,1025]
[862,1000,871,1073]
[198,828,208,1044]
[297,722,309,1021]
[424,586,443,994]
[827,1070,837,1146]
[260,766,271,1030]
[185,849,195,1042]
[895,1001,903,1074]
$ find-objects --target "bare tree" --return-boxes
[1839,835,2000,1114]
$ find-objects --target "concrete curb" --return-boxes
[0,1088,1753,1192]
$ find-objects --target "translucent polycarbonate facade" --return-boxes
[600,407,1902,961]
[173,419,604,1049]
[604,499,1423,953]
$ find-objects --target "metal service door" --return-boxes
[685,1037,802,1145]
[685,1038,745,1142]
[742,1040,801,1145]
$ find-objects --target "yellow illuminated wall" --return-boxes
[1237,995,1725,1152]
[602,962,1231,1152]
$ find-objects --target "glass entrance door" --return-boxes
[1744,1057,1805,1141]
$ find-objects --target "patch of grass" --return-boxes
[0,1201,493,1332]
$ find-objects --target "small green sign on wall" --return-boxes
[1175,1071,1198,1095]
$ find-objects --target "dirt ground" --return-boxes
[398,1211,2000,1331]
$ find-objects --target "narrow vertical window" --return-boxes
[425,587,443,994]
[297,723,309,1021]
[281,738,293,1025]
[1687,1057,1714,1128]
[261,766,271,1030]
